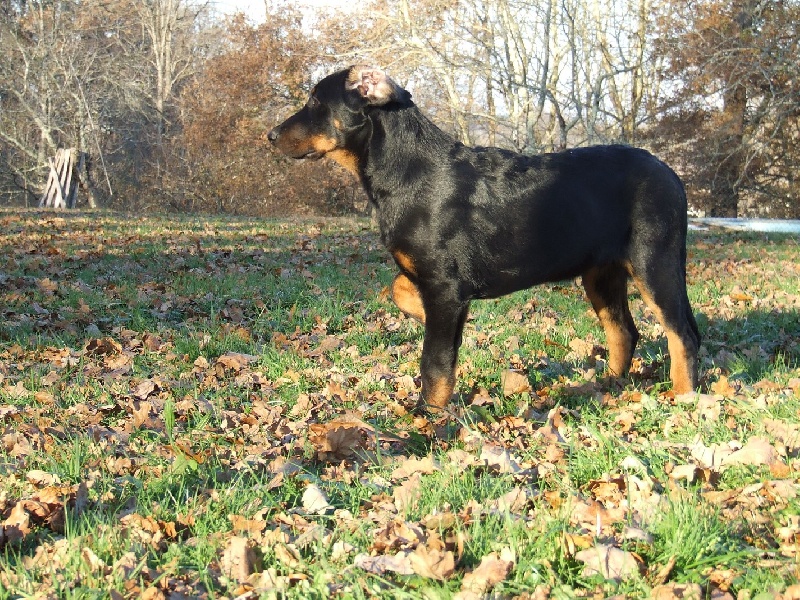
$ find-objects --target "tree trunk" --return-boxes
[707,0,758,217]
[709,83,746,217]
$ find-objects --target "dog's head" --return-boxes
[268,66,411,175]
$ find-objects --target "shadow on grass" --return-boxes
[489,307,800,412]
[0,214,388,349]
[698,308,800,381]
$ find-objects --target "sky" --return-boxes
[213,0,346,23]
[213,0,266,22]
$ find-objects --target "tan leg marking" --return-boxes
[583,270,634,377]
[392,250,417,276]
[596,306,634,377]
[391,273,426,324]
[666,330,694,394]
[424,374,455,411]
[632,276,697,394]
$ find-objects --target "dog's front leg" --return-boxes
[418,301,470,413]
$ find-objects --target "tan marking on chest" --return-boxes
[393,250,417,276]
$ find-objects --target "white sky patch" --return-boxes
[213,0,350,23]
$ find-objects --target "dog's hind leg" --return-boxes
[582,264,639,378]
[418,302,470,412]
[629,257,699,394]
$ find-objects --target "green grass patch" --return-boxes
[0,209,798,597]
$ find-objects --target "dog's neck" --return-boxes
[360,104,455,204]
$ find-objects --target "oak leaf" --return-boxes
[710,376,737,397]
[393,472,422,513]
[308,420,367,460]
[229,514,267,535]
[216,351,258,372]
[26,470,60,486]
[501,370,530,396]
[390,456,439,480]
[85,337,122,356]
[492,487,528,514]
[480,445,526,474]
[301,483,334,515]
[2,501,32,544]
[132,401,154,428]
[131,379,157,400]
[763,418,800,451]
[408,543,456,580]
[721,437,780,467]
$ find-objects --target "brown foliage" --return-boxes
[650,0,800,217]
[3,0,798,217]
[166,14,365,216]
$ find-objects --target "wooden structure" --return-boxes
[39,148,97,209]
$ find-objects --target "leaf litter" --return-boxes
[0,210,799,597]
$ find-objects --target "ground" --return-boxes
[0,209,798,598]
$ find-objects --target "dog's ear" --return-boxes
[346,66,411,106]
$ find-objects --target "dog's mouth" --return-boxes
[297,150,325,161]
[271,133,338,162]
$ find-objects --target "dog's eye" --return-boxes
[308,96,320,109]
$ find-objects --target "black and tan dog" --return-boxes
[269,65,700,412]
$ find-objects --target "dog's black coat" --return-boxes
[269,66,700,410]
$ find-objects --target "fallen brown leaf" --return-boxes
[301,483,334,515]
[722,436,780,467]
[370,520,424,554]
[784,584,800,599]
[454,547,515,600]
[216,351,258,372]
[131,379,157,400]
[390,456,439,480]
[534,406,568,444]
[229,514,267,535]
[85,337,122,356]
[132,401,153,428]
[353,551,415,576]
[273,543,302,569]
[2,501,32,545]
[393,472,423,513]
[710,376,737,397]
[408,542,456,580]
[574,544,642,581]
[308,420,367,460]
[220,536,259,583]
[492,487,528,514]
[480,445,527,474]
[26,470,61,487]
[501,370,531,396]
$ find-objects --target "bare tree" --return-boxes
[136,0,209,147]
[0,0,215,207]
[0,2,83,202]
[338,0,661,152]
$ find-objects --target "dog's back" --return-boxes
[360,102,687,299]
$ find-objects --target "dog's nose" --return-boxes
[268,127,279,143]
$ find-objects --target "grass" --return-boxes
[0,208,798,598]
